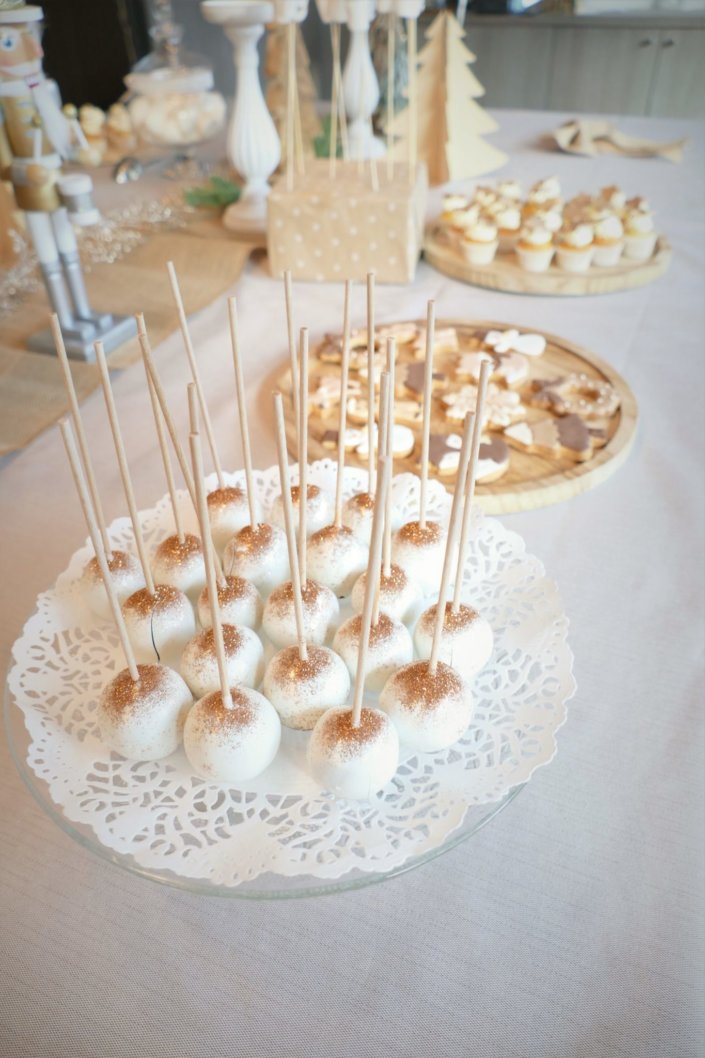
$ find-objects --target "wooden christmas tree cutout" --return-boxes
[389,10,507,186]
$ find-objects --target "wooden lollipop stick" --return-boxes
[334,280,352,527]
[136,315,197,508]
[452,358,492,613]
[351,454,390,729]
[50,314,112,559]
[371,370,391,628]
[298,326,309,586]
[429,412,475,674]
[386,11,395,181]
[293,46,305,176]
[329,22,340,178]
[366,271,376,494]
[187,384,227,590]
[60,419,139,681]
[274,392,308,663]
[166,261,224,489]
[94,341,155,596]
[189,427,232,709]
[283,270,300,435]
[286,21,296,191]
[419,299,436,529]
[227,297,258,528]
[383,337,396,577]
[407,15,418,186]
[142,360,184,543]
[370,156,379,193]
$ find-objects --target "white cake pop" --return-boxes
[197,575,263,631]
[392,519,447,596]
[262,578,339,647]
[99,663,193,760]
[413,602,493,681]
[82,550,144,619]
[341,490,376,544]
[333,610,413,692]
[350,563,419,623]
[180,624,264,699]
[207,485,254,554]
[270,483,333,538]
[184,686,281,782]
[222,522,289,596]
[263,644,350,729]
[379,659,472,753]
[308,706,399,799]
[151,533,206,604]
[122,584,196,666]
[306,524,368,597]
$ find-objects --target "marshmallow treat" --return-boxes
[379,659,472,753]
[207,486,253,555]
[151,533,206,604]
[262,578,339,648]
[392,520,447,596]
[122,584,196,666]
[413,602,493,682]
[180,624,264,699]
[183,687,281,783]
[197,576,263,632]
[82,550,143,620]
[308,706,399,800]
[341,491,376,544]
[306,524,368,598]
[223,522,289,596]
[350,563,420,624]
[333,611,413,693]
[98,663,193,760]
[269,483,333,539]
[263,645,351,730]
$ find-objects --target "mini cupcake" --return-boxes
[524,176,563,217]
[441,192,471,225]
[516,219,555,273]
[473,185,500,211]
[623,198,657,261]
[535,206,563,235]
[597,185,627,216]
[496,178,522,202]
[555,222,595,273]
[592,212,625,267]
[493,201,522,253]
[459,213,499,266]
[563,193,592,225]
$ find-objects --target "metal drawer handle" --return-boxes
[662,38,675,47]
[639,38,654,47]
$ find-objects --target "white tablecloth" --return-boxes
[1,110,703,1058]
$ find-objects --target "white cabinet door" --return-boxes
[466,24,554,110]
[648,29,705,116]
[547,26,659,114]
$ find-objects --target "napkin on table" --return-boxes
[553,119,687,163]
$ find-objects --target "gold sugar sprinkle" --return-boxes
[319,707,385,759]
[396,520,442,547]
[207,486,245,509]
[393,660,463,709]
[123,584,184,618]
[155,533,202,566]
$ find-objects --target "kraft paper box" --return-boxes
[267,159,427,284]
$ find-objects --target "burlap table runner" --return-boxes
[0,222,254,456]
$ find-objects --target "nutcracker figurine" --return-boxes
[0,0,135,358]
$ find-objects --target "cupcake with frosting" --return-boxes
[459,211,499,266]
[524,176,562,217]
[535,206,563,235]
[496,178,522,202]
[441,193,471,224]
[516,218,555,273]
[597,185,627,216]
[473,185,500,211]
[623,198,657,261]
[492,200,522,253]
[592,211,625,267]
[555,221,595,273]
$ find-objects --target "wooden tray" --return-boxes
[275,317,638,515]
[423,222,671,297]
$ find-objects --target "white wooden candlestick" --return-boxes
[201,1,281,235]
[342,0,384,160]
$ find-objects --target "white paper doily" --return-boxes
[7,461,575,892]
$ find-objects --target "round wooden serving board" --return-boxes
[275,318,638,515]
[423,222,671,297]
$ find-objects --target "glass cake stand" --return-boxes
[4,681,523,900]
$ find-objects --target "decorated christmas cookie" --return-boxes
[442,382,525,429]
[412,326,460,360]
[346,396,422,429]
[504,414,607,462]
[426,432,510,481]
[529,372,621,420]
[310,375,362,415]
[398,361,446,398]
[484,329,546,357]
[456,350,529,388]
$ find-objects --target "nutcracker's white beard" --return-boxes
[2,59,42,78]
